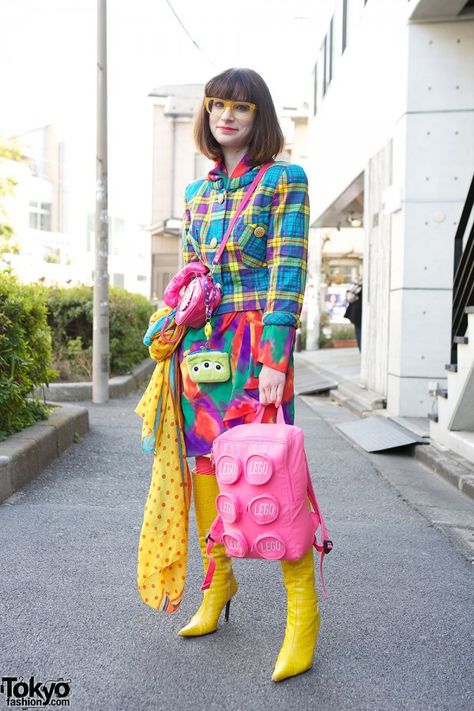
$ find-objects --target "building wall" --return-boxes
[308,0,409,222]
[175,119,203,212]
[308,0,474,415]
[151,232,180,301]
[43,124,62,233]
[361,141,392,397]
[151,103,200,226]
[387,18,474,415]
[151,104,174,227]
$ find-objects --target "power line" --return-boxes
[164,0,217,67]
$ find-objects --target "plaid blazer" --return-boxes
[181,161,309,371]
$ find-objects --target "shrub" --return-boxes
[331,324,356,340]
[45,286,153,381]
[0,275,56,441]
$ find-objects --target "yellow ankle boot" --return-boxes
[272,548,320,681]
[179,472,238,637]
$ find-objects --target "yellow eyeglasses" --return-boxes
[204,97,257,120]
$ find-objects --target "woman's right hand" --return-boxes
[258,364,286,408]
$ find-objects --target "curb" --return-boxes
[34,357,155,402]
[294,352,385,414]
[330,385,386,417]
[413,443,474,500]
[0,403,89,504]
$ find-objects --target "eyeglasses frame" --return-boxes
[203,97,257,120]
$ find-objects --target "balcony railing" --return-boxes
[451,173,474,365]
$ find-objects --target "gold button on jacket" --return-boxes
[253,226,266,238]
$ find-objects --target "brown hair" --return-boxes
[194,68,284,165]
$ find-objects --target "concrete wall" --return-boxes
[307,0,474,415]
[361,141,392,398]
[387,19,474,415]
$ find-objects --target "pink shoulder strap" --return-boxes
[305,460,333,599]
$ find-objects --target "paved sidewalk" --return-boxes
[295,348,474,497]
[296,346,362,384]
[1,390,473,711]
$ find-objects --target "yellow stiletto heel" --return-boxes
[179,472,238,637]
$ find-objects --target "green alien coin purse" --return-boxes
[186,350,230,383]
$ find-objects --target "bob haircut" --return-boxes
[194,68,284,166]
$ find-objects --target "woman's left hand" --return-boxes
[258,364,286,407]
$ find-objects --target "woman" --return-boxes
[177,68,319,682]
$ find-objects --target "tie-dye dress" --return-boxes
[178,158,309,457]
[179,312,296,456]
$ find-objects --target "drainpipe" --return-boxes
[305,227,325,350]
[170,116,176,218]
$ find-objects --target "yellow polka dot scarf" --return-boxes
[135,307,191,613]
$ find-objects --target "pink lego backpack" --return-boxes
[202,406,333,597]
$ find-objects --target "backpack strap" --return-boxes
[201,515,224,591]
[252,404,285,424]
[305,459,333,600]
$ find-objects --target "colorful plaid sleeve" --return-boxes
[181,194,194,265]
[257,164,309,372]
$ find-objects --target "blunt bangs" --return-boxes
[205,69,257,104]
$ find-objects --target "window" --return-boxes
[329,264,359,282]
[112,217,125,233]
[329,17,334,82]
[43,246,60,263]
[152,253,178,300]
[29,201,51,231]
[323,36,327,96]
[342,0,348,53]
[322,18,334,97]
[313,62,318,115]
[112,273,124,288]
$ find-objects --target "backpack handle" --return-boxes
[252,404,285,424]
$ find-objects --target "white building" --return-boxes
[2,125,151,298]
[307,0,474,460]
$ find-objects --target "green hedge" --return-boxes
[45,286,153,381]
[0,275,55,441]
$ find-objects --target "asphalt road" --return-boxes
[0,391,473,711]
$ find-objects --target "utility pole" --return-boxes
[93,0,109,403]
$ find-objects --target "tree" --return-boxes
[0,137,21,271]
